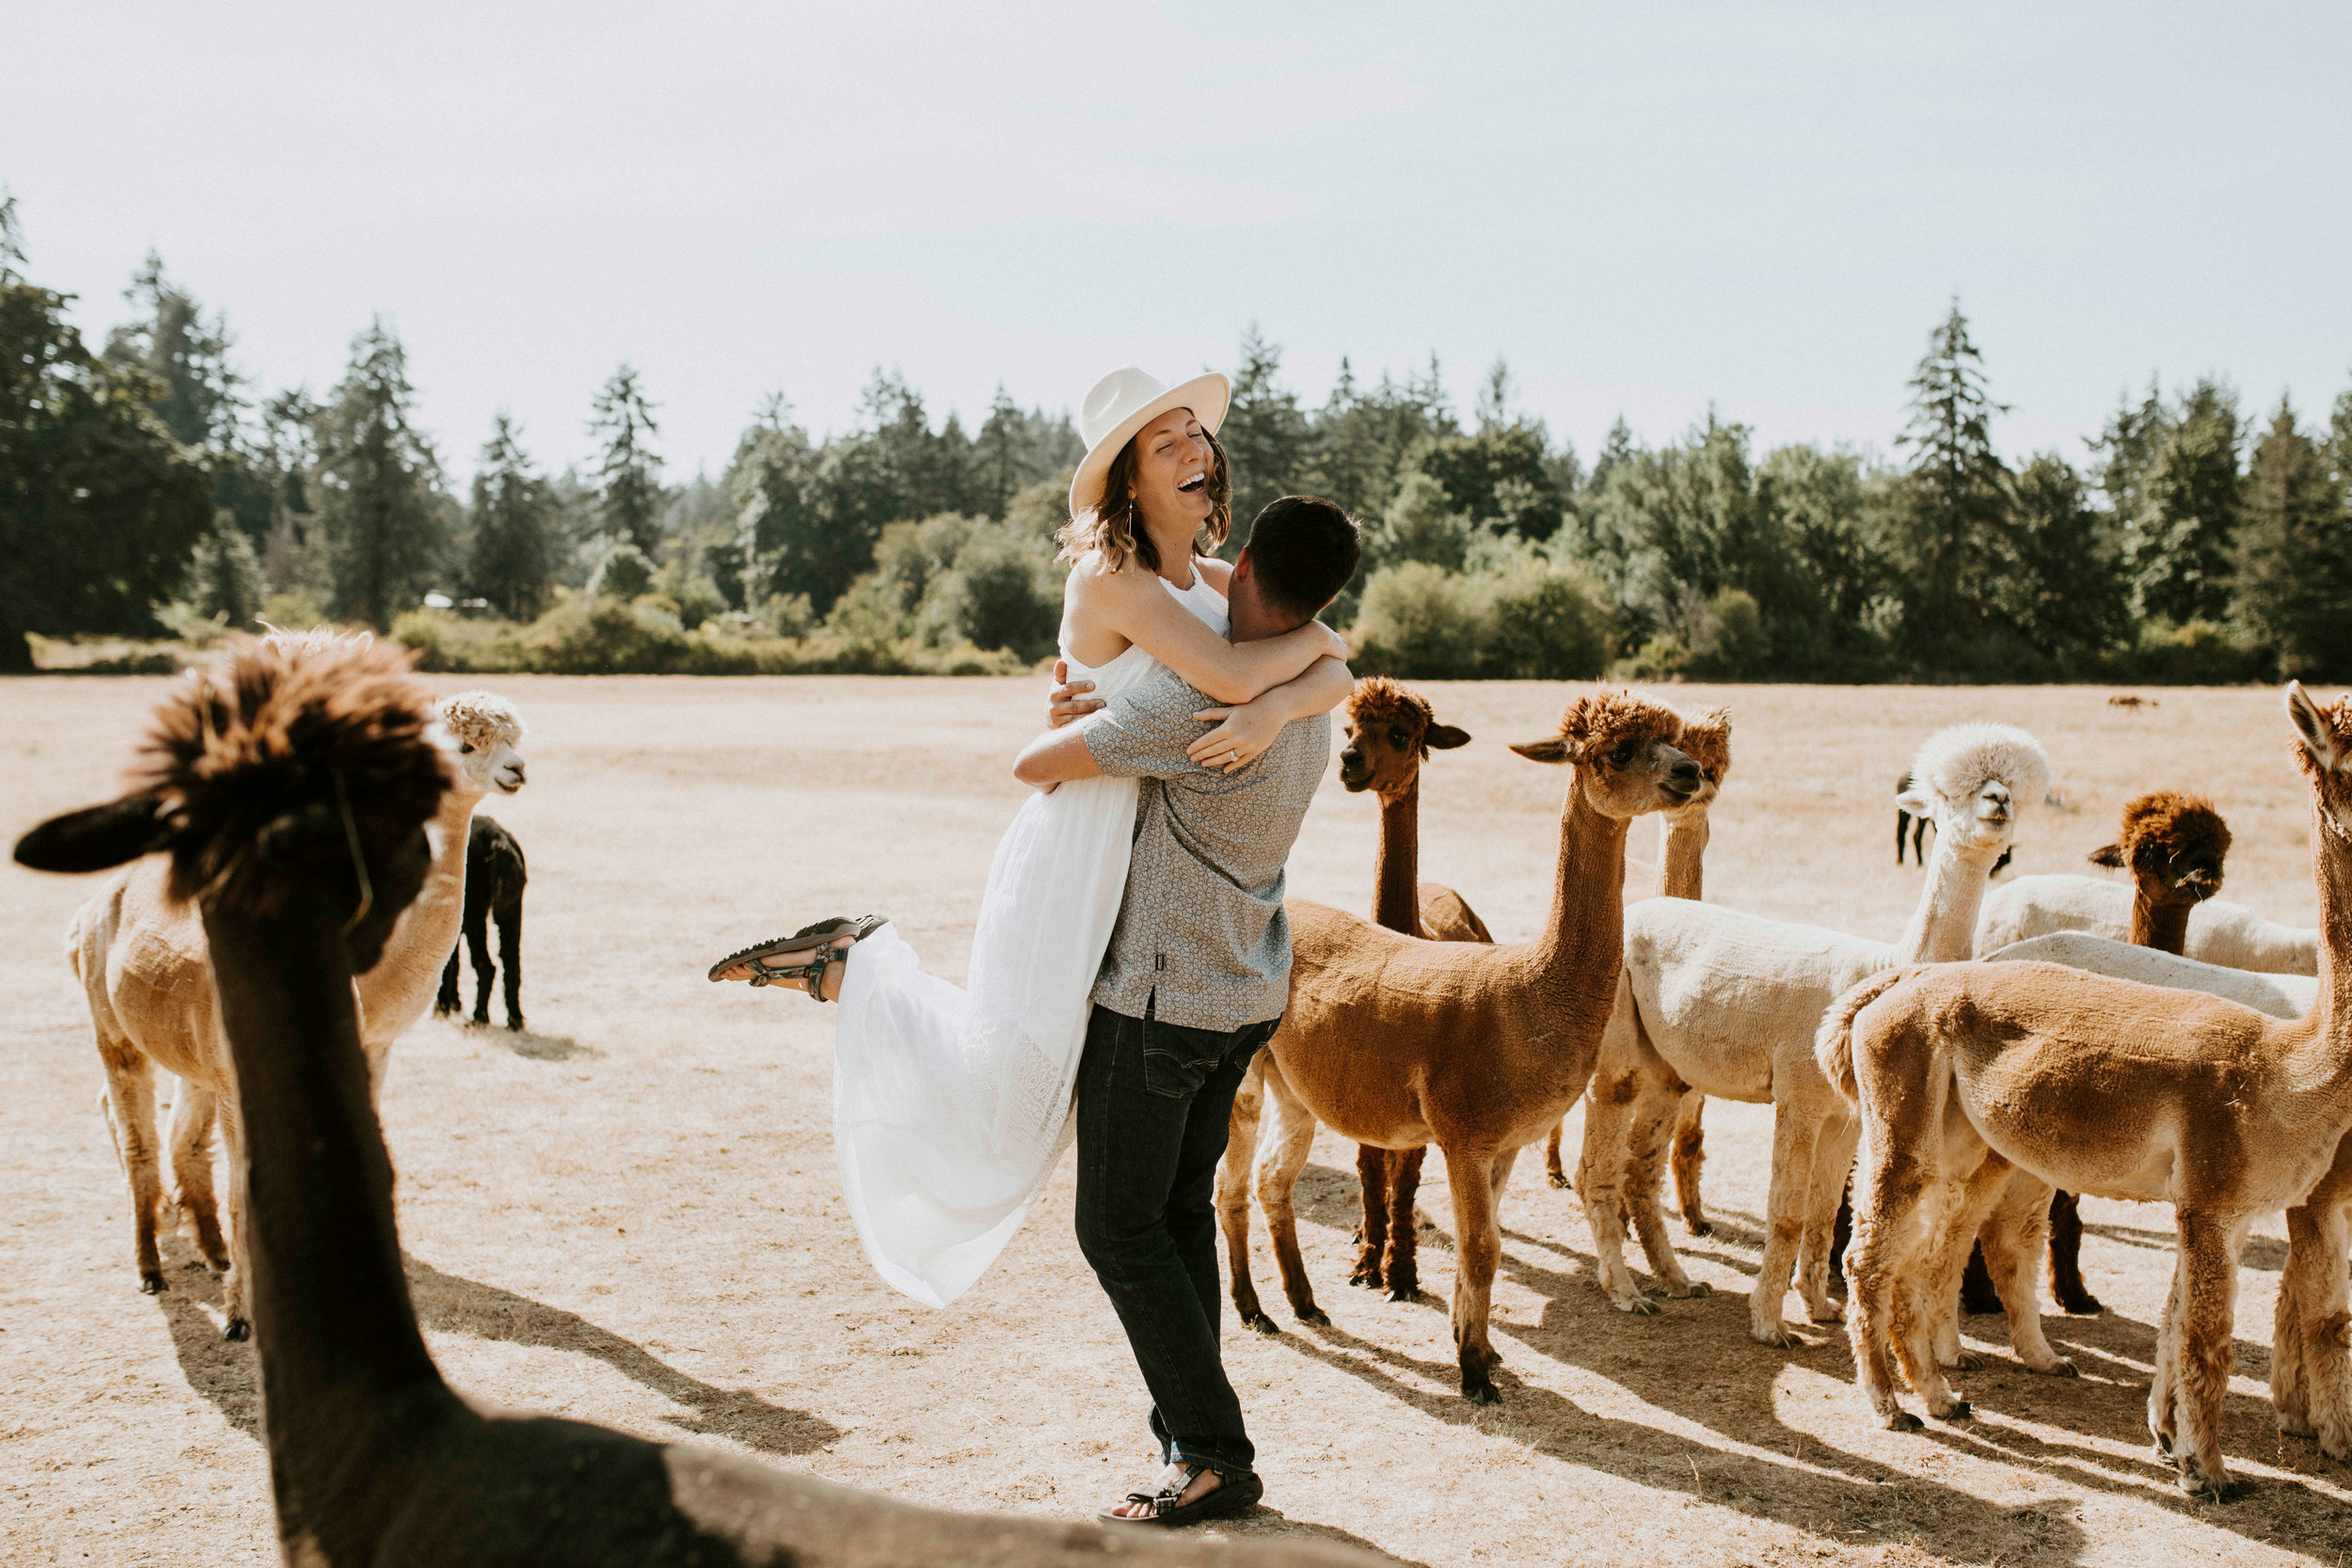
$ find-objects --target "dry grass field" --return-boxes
[7,672,2352,1567]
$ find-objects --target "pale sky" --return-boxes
[8,2,2348,484]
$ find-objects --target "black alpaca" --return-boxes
[1896,770,2013,876]
[435,815,526,1030]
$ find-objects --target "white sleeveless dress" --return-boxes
[830,569,1231,1307]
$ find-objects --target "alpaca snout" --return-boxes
[1338,750,1372,791]
[497,762,526,793]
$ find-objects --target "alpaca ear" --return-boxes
[2288,681,2342,772]
[1895,786,1933,817]
[1511,737,1578,765]
[12,789,176,875]
[2089,844,2125,869]
[1425,724,1471,751]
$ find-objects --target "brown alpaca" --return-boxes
[1541,709,1732,1240]
[1960,790,2232,1319]
[1818,684,2352,1498]
[10,637,1374,1568]
[1339,679,1488,1305]
[1223,689,1700,1402]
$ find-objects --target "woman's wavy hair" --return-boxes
[1056,423,1232,575]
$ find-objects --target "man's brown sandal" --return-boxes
[707,916,889,1002]
[1099,1466,1263,1528]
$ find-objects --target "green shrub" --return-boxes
[1478,558,1614,679]
[922,532,1061,660]
[390,608,531,673]
[1353,555,1613,680]
[1611,636,1692,681]
[1351,562,1486,679]
[588,543,657,599]
[2112,619,2269,685]
[258,590,333,633]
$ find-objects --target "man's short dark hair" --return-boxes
[1242,496,1361,621]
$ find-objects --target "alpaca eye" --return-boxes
[459,743,476,754]
[1610,746,1633,768]
[1391,730,1406,747]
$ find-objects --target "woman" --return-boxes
[709,366,1351,1311]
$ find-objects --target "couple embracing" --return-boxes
[709,365,1362,1527]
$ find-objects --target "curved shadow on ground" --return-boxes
[1223,1509,1431,1566]
[404,1258,841,1457]
[447,1021,597,1061]
[152,1238,260,1438]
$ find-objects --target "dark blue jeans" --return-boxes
[1073,998,1278,1479]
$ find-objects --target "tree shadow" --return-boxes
[2081,1219,2283,1272]
[404,1258,841,1457]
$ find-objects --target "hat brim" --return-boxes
[1066,372,1232,521]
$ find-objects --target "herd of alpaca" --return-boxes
[30,628,2352,1537]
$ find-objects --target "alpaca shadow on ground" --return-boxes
[1221,1509,1431,1566]
[1276,1317,2084,1564]
[471,1023,597,1062]
[402,1258,841,1457]
[153,1238,260,1438]
[2080,1220,2285,1272]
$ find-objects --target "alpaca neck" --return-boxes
[1894,832,2001,963]
[2310,811,2352,1047]
[1372,779,1422,936]
[1659,807,1709,901]
[200,881,453,1520]
[1531,774,1630,1006]
[2131,895,2192,955]
[354,788,481,1021]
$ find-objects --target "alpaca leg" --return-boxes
[1620,1081,1703,1298]
[496,900,523,1031]
[1979,1171,2073,1375]
[2045,1191,2101,1314]
[2149,1249,2185,1458]
[2169,1212,2249,1498]
[1794,1112,1857,1325]
[1576,974,1661,1312]
[2279,1186,2352,1456]
[1957,1238,2003,1316]
[435,945,461,1017]
[1442,1147,1505,1404]
[98,1041,167,1294]
[1670,1090,1708,1235]
[1845,1132,1930,1431]
[1918,1150,2014,1374]
[1544,1117,1569,1189]
[1215,1056,1272,1335]
[1350,1145,1391,1290]
[1750,1100,1822,1346]
[1254,1059,1327,1326]
[167,1081,230,1275]
[1382,1146,1426,1301]
[218,1101,252,1341]
[467,908,495,1026]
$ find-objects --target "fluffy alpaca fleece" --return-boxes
[1816,683,2352,1497]
[1574,721,2049,1345]
[1977,879,2316,973]
[59,652,525,1339]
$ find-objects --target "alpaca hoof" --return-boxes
[1546,1171,1571,1190]
[2279,1412,2317,1439]
[506,1018,524,1033]
[1884,1410,1923,1433]
[1241,1309,1279,1338]
[1805,1299,1844,1324]
[223,1318,251,1342]
[1936,1401,1974,1423]
[2041,1357,2079,1380]
[138,1271,167,1295]
[2152,1433,2175,1460]
[1295,1306,1330,1328]
[2178,1471,2244,1502]
[1385,1282,1421,1304]
[1749,1322,1795,1348]
[1348,1267,1382,1290]
[1462,1379,1501,1406]
[1613,1293,1659,1316]
[1666,1280,1710,1299]
[2059,1294,2105,1316]
[1684,1216,1712,1238]
[1950,1348,1986,1371]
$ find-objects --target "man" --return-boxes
[1012,495,1362,1528]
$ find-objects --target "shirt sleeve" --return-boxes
[1082,673,1213,781]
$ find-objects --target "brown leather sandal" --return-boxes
[707,915,888,1001]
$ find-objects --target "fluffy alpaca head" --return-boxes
[1510,689,1699,819]
[435,689,527,799]
[2286,681,2352,846]
[1339,676,1470,796]
[1670,705,1733,815]
[12,635,448,968]
[2091,791,2231,907]
[1899,722,2051,858]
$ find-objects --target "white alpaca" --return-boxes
[69,668,525,1338]
[1577,723,2050,1345]
[1977,875,2316,974]
[1986,932,2314,1019]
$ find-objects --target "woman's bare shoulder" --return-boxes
[1193,556,1233,592]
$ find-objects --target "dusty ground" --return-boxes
[5,673,2350,1567]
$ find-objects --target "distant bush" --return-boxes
[2106,619,2270,686]
[1353,555,1613,681]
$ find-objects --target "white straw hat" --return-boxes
[1067,366,1231,520]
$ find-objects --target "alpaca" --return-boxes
[1960,791,2232,1318]
[1221,689,1700,1402]
[1815,682,2352,1498]
[1899,768,2013,876]
[2108,694,2157,709]
[1332,678,1490,1304]
[65,641,525,1338]
[1978,866,2316,974]
[12,637,1370,1568]
[1541,710,1735,1243]
[434,813,527,1030]
[1218,678,1490,1323]
[1577,724,2050,1346]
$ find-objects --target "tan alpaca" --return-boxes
[1541,710,1733,1239]
[67,653,525,1338]
[1220,677,1488,1325]
[1818,683,2352,1498]
[1227,689,1700,1402]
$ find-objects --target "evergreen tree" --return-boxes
[589,363,665,555]
[1218,325,1311,538]
[2235,399,2352,677]
[2124,379,2242,624]
[1303,359,1454,521]
[0,197,212,669]
[1892,301,2009,655]
[1994,452,2130,664]
[182,522,267,626]
[465,414,558,620]
[313,318,446,629]
[973,385,1029,518]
